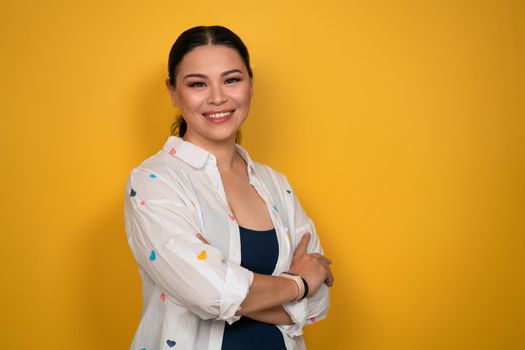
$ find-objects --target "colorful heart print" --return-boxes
[166,339,176,347]
[169,148,177,156]
[197,250,207,260]
[130,188,136,197]
[149,250,156,261]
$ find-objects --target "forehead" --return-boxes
[177,45,246,76]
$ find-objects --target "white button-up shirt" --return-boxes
[124,136,330,350]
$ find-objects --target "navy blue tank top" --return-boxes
[221,226,287,350]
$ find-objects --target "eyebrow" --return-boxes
[183,69,244,80]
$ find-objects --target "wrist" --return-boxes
[279,272,308,301]
[300,276,309,299]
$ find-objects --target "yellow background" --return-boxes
[1,0,524,349]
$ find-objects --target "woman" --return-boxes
[124,25,333,350]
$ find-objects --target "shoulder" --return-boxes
[129,136,204,183]
[126,147,192,200]
[131,149,175,178]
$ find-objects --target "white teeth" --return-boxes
[205,111,232,119]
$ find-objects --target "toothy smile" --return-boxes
[204,111,234,119]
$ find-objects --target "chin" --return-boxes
[210,132,239,143]
[207,124,242,142]
[185,121,243,145]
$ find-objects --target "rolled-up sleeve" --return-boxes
[279,179,331,337]
[124,168,254,324]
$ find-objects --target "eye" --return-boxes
[188,81,206,88]
[225,77,242,84]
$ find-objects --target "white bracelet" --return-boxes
[279,272,305,302]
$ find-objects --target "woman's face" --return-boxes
[168,44,253,146]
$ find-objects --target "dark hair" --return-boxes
[167,26,253,143]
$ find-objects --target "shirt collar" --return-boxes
[235,143,258,177]
[163,136,210,169]
[163,136,258,176]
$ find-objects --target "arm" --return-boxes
[278,178,334,336]
[238,231,332,312]
[125,168,328,324]
[237,231,332,326]
[241,230,334,325]
[191,234,296,322]
[244,305,293,325]
[125,169,252,322]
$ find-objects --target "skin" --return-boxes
[168,45,253,149]
[168,44,333,325]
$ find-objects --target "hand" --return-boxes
[289,233,334,296]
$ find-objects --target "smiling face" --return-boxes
[168,44,253,147]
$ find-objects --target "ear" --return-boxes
[166,79,179,107]
[249,77,254,98]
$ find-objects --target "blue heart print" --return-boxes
[286,189,291,194]
[130,188,136,197]
[149,173,157,179]
[149,250,156,261]
[166,339,176,347]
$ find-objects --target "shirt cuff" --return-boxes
[219,261,254,324]
[280,299,308,337]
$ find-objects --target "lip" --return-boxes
[202,109,235,123]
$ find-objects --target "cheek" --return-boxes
[232,86,253,105]
[178,91,204,110]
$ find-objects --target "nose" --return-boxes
[208,84,227,105]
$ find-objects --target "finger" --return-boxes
[196,233,209,244]
[325,268,334,287]
[294,233,311,256]
[308,253,332,265]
